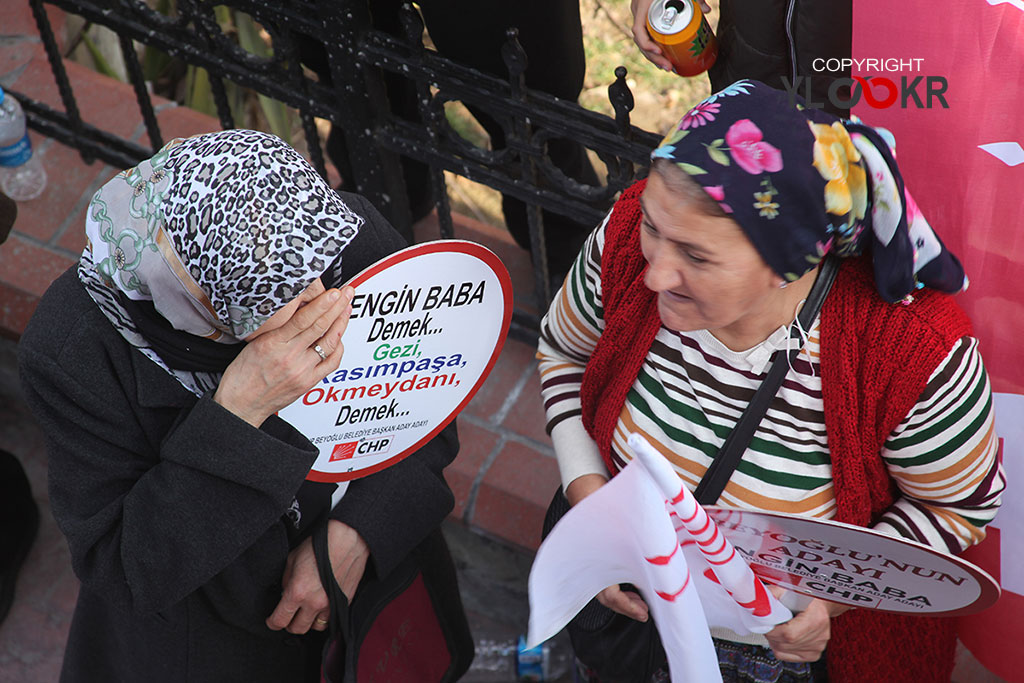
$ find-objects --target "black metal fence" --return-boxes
[14,0,662,341]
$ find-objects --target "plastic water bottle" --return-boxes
[514,634,573,682]
[467,638,517,681]
[0,86,47,201]
[467,634,574,682]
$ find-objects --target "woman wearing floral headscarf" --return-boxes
[537,81,1003,682]
[18,130,467,682]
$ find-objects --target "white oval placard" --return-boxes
[279,240,512,482]
[706,507,1000,616]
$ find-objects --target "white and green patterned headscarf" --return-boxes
[79,129,363,395]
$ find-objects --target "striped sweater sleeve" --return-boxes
[536,216,610,487]
[874,336,1004,554]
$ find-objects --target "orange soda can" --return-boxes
[646,0,719,77]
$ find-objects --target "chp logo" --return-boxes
[783,57,949,110]
[329,435,394,462]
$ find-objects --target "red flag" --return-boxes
[851,3,1024,679]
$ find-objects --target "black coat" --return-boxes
[18,193,459,682]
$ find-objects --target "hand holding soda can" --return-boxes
[645,0,719,77]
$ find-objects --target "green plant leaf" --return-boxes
[81,32,121,81]
[235,12,292,142]
[141,0,174,81]
[184,65,216,117]
[141,45,173,82]
[235,12,270,58]
[679,163,707,175]
[214,4,232,26]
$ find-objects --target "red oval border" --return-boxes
[305,240,513,483]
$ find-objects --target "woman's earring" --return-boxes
[779,281,788,289]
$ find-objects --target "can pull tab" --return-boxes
[665,0,688,14]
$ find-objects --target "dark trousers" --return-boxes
[305,0,598,278]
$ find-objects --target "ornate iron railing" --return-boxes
[14,0,661,341]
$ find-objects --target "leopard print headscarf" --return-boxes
[79,129,362,395]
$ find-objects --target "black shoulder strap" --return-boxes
[313,519,350,638]
[692,254,840,505]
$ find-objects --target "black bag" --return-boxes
[546,255,840,681]
[313,523,474,683]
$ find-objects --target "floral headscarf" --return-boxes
[79,129,363,395]
[652,80,967,303]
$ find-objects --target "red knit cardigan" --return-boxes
[579,179,973,682]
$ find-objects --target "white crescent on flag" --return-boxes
[986,0,1024,11]
[526,436,793,682]
[978,142,1024,166]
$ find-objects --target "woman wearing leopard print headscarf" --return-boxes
[18,130,468,682]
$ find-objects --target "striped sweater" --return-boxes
[537,214,1003,555]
